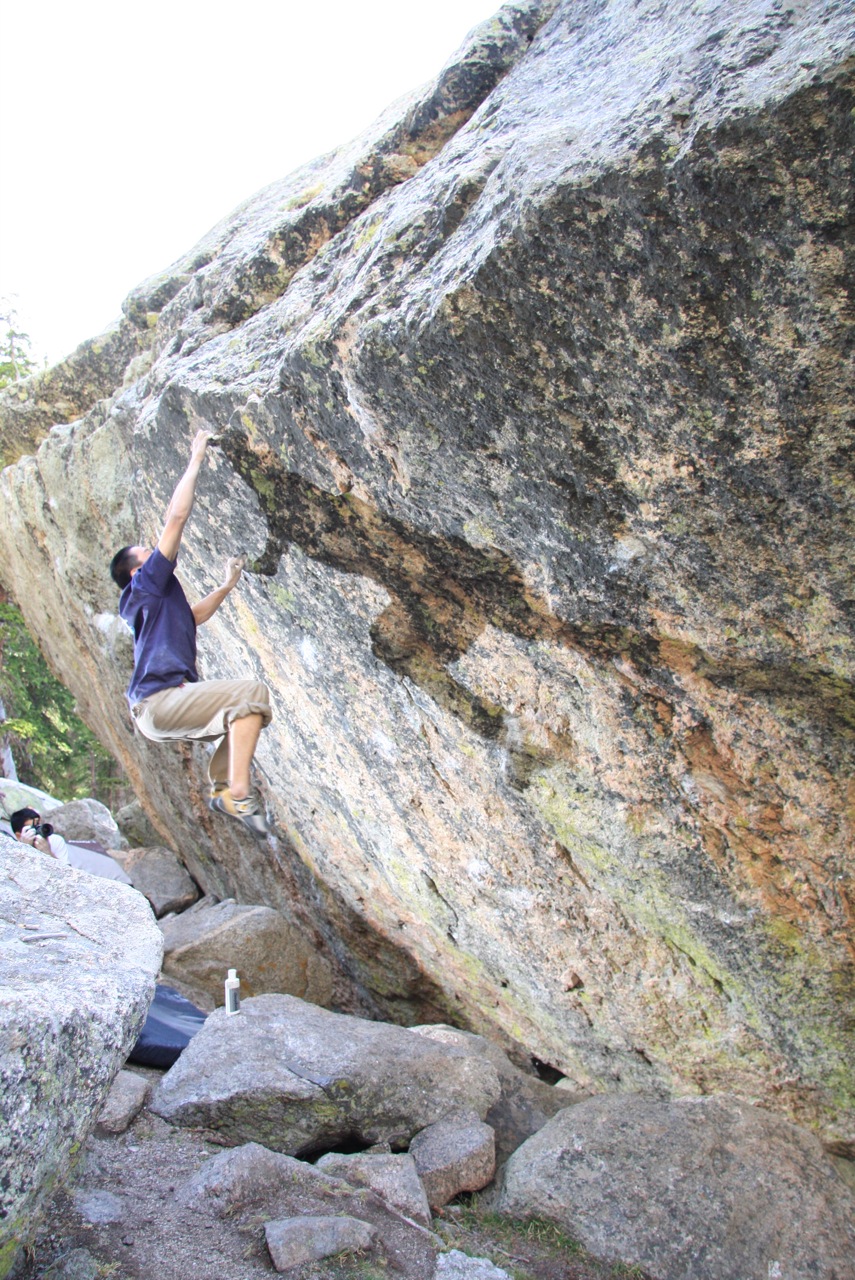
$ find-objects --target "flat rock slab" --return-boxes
[151,993,500,1154]
[96,1070,149,1135]
[434,1251,512,1279]
[116,846,199,917]
[498,1093,855,1280]
[410,1110,496,1209]
[159,898,334,1006]
[317,1151,432,1224]
[177,1140,354,1216]
[0,837,162,1272]
[265,1214,377,1271]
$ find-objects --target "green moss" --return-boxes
[353,217,382,252]
[0,1233,24,1280]
[249,468,276,505]
[529,767,748,1003]
[284,183,324,211]
[270,585,296,613]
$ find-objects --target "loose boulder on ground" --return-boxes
[0,836,162,1276]
[158,897,334,1006]
[178,1142,361,1216]
[434,1252,512,1280]
[410,1110,496,1210]
[114,846,199,917]
[176,1140,441,1276]
[96,1069,150,1135]
[317,1151,432,1225]
[497,1093,855,1280]
[152,993,501,1155]
[113,798,161,849]
[411,1023,578,1163]
[265,1215,377,1272]
[46,798,126,851]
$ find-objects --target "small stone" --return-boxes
[434,1250,513,1279]
[50,1248,101,1280]
[97,1069,149,1135]
[265,1215,376,1271]
[72,1189,125,1224]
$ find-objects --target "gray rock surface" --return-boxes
[0,837,161,1275]
[434,1252,512,1280]
[114,845,199,917]
[47,1249,101,1280]
[411,1023,575,1162]
[317,1151,432,1225]
[174,1138,441,1276]
[113,799,161,849]
[410,1111,496,1209]
[265,1215,377,1271]
[158,896,334,1005]
[46,798,126,850]
[497,1093,855,1280]
[0,0,853,1154]
[177,1141,355,1216]
[96,1069,150,1135]
[151,993,501,1153]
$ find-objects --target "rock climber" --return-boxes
[109,428,272,836]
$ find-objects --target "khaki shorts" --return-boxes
[132,679,272,785]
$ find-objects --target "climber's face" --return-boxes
[128,546,153,577]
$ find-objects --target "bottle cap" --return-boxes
[228,968,238,980]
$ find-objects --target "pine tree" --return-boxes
[0,300,39,388]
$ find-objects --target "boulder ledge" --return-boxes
[0,837,162,1277]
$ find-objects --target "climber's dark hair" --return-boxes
[10,807,40,834]
[110,546,140,590]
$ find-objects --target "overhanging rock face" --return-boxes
[0,1,852,1151]
[0,838,162,1275]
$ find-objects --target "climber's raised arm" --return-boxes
[157,428,214,562]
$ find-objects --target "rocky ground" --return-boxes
[17,1069,640,1280]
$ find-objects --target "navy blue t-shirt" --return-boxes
[120,549,198,706]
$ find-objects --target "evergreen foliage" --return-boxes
[0,600,128,805]
[0,301,39,388]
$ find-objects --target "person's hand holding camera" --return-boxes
[20,822,53,856]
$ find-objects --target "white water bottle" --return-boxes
[224,968,241,1015]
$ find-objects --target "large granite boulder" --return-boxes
[0,0,853,1154]
[47,798,126,850]
[0,836,162,1277]
[115,845,200,917]
[151,993,501,1153]
[497,1094,855,1280]
[158,896,334,1005]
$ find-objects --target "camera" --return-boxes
[25,822,53,839]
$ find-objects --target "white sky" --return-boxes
[0,0,501,367]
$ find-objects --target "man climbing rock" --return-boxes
[110,428,272,836]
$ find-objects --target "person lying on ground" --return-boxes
[109,428,272,837]
[11,806,132,883]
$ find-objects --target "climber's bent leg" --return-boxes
[131,678,272,794]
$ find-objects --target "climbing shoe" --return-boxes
[211,787,270,837]
[207,781,228,810]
